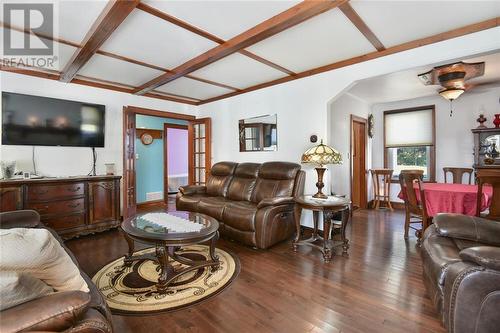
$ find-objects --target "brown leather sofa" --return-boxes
[421,213,500,333]
[176,161,305,249]
[0,210,113,333]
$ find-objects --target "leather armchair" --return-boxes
[0,210,113,333]
[421,213,500,333]
[177,161,305,249]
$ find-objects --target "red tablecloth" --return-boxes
[397,183,493,217]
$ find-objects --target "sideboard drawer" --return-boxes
[43,213,86,231]
[27,183,85,201]
[27,198,85,215]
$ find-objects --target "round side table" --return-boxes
[293,195,351,263]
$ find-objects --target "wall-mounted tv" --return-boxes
[2,92,105,147]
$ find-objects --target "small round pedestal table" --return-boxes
[293,195,351,263]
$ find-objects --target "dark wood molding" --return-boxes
[339,2,385,51]
[136,128,163,139]
[136,2,296,76]
[199,17,500,105]
[383,105,436,183]
[60,0,140,82]
[350,115,368,209]
[136,199,166,210]
[133,0,343,94]
[126,105,196,121]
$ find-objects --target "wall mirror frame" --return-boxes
[239,114,278,152]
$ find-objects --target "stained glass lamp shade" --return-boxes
[301,140,342,199]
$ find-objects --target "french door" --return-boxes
[188,118,211,185]
[122,107,210,219]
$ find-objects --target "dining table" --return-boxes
[397,183,493,217]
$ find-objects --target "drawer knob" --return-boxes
[68,203,81,208]
[67,187,81,192]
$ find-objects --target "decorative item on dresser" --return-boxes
[0,175,121,239]
[476,114,487,128]
[301,140,342,199]
[494,113,500,128]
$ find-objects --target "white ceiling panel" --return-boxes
[350,0,500,48]
[143,0,300,40]
[79,54,164,87]
[156,77,233,100]
[100,9,218,69]
[58,0,108,43]
[247,8,376,73]
[1,29,77,71]
[191,53,287,89]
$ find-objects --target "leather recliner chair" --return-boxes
[420,213,500,333]
[176,161,305,249]
[0,210,113,333]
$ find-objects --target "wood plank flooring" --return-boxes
[66,205,444,333]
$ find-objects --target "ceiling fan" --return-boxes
[418,61,486,116]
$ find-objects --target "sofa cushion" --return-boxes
[198,197,229,220]
[252,162,301,203]
[227,163,260,201]
[223,201,258,232]
[0,228,89,294]
[206,162,237,197]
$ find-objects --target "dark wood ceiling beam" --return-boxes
[136,2,296,76]
[59,0,140,83]
[339,2,385,51]
[133,0,345,95]
[199,17,500,105]
[1,66,199,105]
[2,21,240,91]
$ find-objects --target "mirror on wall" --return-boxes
[239,114,277,152]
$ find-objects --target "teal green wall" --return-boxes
[135,114,188,203]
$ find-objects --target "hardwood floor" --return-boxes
[66,204,445,333]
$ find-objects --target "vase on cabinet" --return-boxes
[494,114,500,128]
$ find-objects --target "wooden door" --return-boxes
[0,186,23,211]
[188,118,211,185]
[351,116,368,209]
[89,180,119,224]
[123,107,136,219]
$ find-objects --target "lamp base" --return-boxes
[313,167,328,199]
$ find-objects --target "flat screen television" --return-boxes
[2,92,105,147]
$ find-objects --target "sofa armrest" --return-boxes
[179,185,207,195]
[434,213,500,246]
[460,246,500,271]
[257,196,295,209]
[0,210,41,229]
[0,290,90,333]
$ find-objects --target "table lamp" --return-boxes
[301,140,342,199]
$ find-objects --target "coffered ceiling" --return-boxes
[1,0,499,106]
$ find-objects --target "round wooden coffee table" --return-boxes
[120,210,219,293]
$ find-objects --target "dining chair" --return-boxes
[443,167,473,184]
[370,169,394,210]
[398,170,431,241]
[476,169,500,221]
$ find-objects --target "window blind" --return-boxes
[385,109,433,147]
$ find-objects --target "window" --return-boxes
[384,106,435,182]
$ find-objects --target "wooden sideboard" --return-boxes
[0,175,121,239]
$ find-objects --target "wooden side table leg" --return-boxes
[322,211,332,263]
[312,211,319,240]
[293,205,302,251]
[341,208,350,255]
[122,228,135,267]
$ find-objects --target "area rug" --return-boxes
[92,245,239,315]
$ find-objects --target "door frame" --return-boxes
[163,123,188,202]
[350,115,368,209]
[122,106,195,219]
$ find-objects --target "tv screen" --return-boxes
[2,92,105,147]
